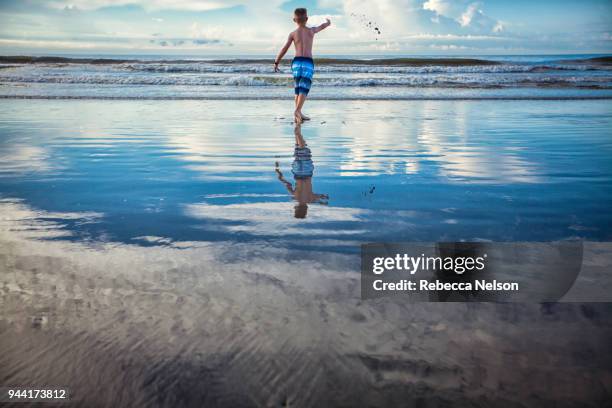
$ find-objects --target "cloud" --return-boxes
[423,0,465,20]
[0,0,609,54]
[190,22,223,39]
[423,0,504,33]
[150,37,225,47]
[403,33,507,41]
[429,44,469,50]
[192,38,222,45]
[43,0,243,12]
[458,3,478,27]
[423,0,453,16]
[155,39,183,46]
[184,201,367,236]
[188,22,231,46]
[0,145,57,174]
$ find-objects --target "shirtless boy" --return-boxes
[274,8,331,124]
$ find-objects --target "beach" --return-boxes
[2,225,611,407]
[1,97,612,406]
[3,0,612,403]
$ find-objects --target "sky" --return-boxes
[0,0,610,55]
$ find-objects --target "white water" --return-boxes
[1,54,611,99]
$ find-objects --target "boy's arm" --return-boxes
[312,18,331,34]
[313,193,329,204]
[275,162,294,193]
[274,34,293,72]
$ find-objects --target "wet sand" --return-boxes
[1,199,612,407]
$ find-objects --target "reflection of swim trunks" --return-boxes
[291,57,315,95]
[292,146,314,179]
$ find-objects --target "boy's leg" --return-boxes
[296,80,310,121]
[293,75,301,123]
[293,98,302,122]
[296,94,307,115]
[301,59,314,121]
[295,92,309,121]
[294,78,310,123]
[295,92,308,124]
[294,95,309,120]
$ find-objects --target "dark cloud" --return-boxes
[192,38,220,45]
[150,37,227,47]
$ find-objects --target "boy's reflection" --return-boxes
[275,124,328,218]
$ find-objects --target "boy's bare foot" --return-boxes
[300,113,311,121]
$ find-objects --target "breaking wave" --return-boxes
[1,54,610,98]
[1,73,610,89]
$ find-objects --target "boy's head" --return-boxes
[293,8,308,25]
[294,203,308,218]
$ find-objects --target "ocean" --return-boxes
[1,54,611,99]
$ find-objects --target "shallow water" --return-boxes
[1,99,612,407]
[1,99,611,250]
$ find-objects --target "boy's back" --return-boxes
[291,26,315,58]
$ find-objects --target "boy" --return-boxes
[274,8,331,124]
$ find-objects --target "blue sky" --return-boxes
[0,0,610,55]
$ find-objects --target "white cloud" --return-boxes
[44,0,243,11]
[459,3,479,27]
[0,145,56,174]
[423,0,453,16]
[1,0,606,54]
[423,0,465,20]
[422,0,504,33]
[185,201,368,235]
[429,44,468,50]
[403,33,505,40]
[190,22,226,40]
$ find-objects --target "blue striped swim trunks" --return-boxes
[291,57,314,96]
[292,146,314,179]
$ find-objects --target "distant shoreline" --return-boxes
[1,55,610,66]
[0,55,501,66]
[2,95,611,100]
